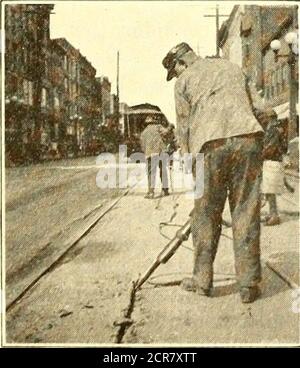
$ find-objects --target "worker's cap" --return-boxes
[162,42,193,81]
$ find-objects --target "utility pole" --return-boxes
[204,5,230,57]
[115,51,120,144]
[116,51,120,128]
[117,51,120,102]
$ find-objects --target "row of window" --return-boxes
[6,13,49,44]
[64,78,80,98]
[23,79,33,105]
[63,55,80,79]
[264,63,290,100]
[21,83,92,108]
[21,80,59,109]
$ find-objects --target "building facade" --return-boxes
[219,4,299,149]
[52,38,82,156]
[4,2,109,165]
[218,5,244,67]
[4,4,166,164]
[98,76,112,126]
[77,55,97,154]
[5,3,54,164]
[49,38,69,156]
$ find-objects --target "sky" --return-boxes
[50,1,234,123]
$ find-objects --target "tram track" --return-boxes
[5,161,148,313]
[6,185,132,312]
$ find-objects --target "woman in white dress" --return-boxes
[259,110,287,226]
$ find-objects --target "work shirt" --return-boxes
[175,56,264,155]
[140,124,166,158]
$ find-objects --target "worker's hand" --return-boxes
[179,144,189,156]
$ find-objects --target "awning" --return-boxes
[128,109,163,115]
[273,102,299,120]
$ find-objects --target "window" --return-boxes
[23,79,33,105]
[271,71,276,97]
[72,61,76,78]
[44,59,48,78]
[72,83,76,98]
[23,79,29,104]
[64,55,68,70]
[22,47,28,65]
[28,81,33,105]
[283,63,289,85]
[53,88,59,110]
[281,64,286,89]
[264,86,269,101]
[270,82,274,98]
[54,96,60,109]
[275,67,281,93]
[41,88,47,107]
[64,78,68,91]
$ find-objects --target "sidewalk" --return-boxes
[6,166,299,345]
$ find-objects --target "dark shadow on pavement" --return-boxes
[211,261,293,300]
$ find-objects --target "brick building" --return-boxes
[98,76,112,126]
[219,5,298,99]
[4,4,127,164]
[219,4,299,151]
[49,38,69,157]
[218,5,244,67]
[241,5,297,102]
[52,38,81,156]
[77,55,97,154]
[5,3,54,164]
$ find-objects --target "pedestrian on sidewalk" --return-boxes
[161,123,177,169]
[140,115,169,199]
[162,42,266,303]
[257,109,287,226]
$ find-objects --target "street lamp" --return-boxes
[270,39,281,53]
[285,31,298,47]
[271,31,298,142]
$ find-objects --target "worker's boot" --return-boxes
[240,286,261,303]
[181,277,211,296]
[265,214,280,226]
[160,189,170,197]
[144,191,154,199]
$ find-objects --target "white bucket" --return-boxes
[261,160,284,194]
